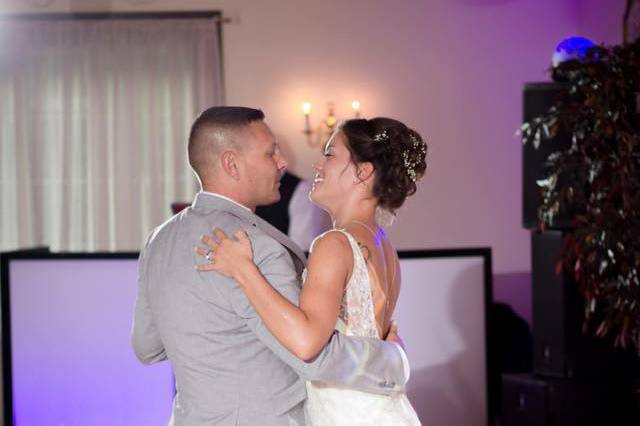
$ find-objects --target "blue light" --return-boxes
[552,36,596,67]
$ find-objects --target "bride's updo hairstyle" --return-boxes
[339,117,427,212]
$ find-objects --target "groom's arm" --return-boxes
[214,231,407,396]
[131,232,167,364]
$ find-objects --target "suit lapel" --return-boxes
[250,213,307,275]
[250,213,306,263]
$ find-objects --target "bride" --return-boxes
[196,117,427,425]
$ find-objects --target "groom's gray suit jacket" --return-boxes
[132,192,406,425]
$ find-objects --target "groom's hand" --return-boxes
[384,320,405,351]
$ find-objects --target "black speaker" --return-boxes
[522,82,573,230]
[532,230,640,379]
[501,373,640,426]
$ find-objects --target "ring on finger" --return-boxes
[205,249,215,262]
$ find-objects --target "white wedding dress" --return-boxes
[303,229,421,425]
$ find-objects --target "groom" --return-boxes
[131,106,408,425]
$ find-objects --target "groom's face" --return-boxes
[239,121,287,208]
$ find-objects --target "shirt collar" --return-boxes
[200,191,252,212]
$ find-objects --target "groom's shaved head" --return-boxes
[188,106,265,181]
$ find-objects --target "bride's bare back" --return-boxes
[342,222,400,339]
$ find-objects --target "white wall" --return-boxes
[1,0,592,274]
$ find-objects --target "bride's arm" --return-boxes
[197,229,352,361]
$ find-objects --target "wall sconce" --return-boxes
[302,100,361,147]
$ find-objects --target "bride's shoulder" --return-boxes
[308,229,352,255]
[307,230,354,276]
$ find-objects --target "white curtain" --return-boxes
[0,17,223,252]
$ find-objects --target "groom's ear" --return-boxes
[220,150,240,180]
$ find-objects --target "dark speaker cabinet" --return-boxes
[522,82,573,230]
[511,81,640,426]
[501,374,640,426]
[532,230,640,379]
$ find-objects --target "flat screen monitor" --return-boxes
[1,248,492,426]
[397,250,492,426]
[1,253,174,426]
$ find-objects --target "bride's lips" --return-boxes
[312,174,324,191]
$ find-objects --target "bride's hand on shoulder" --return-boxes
[194,228,254,279]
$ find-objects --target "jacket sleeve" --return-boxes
[131,230,167,364]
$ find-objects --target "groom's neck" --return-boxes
[201,184,255,212]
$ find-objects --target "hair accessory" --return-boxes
[373,130,389,143]
[403,134,426,182]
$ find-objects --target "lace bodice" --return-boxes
[302,229,421,425]
[336,230,380,339]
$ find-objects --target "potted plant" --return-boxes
[520,38,640,350]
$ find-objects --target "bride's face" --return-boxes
[310,130,358,212]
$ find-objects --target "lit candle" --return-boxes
[302,102,311,116]
[302,102,312,134]
[351,100,361,118]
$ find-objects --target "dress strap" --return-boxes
[336,229,367,268]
